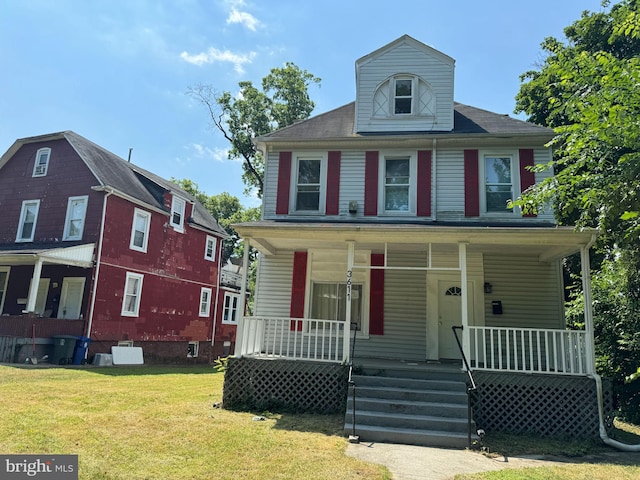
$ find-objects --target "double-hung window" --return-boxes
[310,283,363,331]
[122,272,143,316]
[382,156,415,213]
[63,196,88,241]
[294,157,322,212]
[204,235,217,261]
[16,200,40,242]
[484,155,515,213]
[199,287,212,317]
[394,78,413,114]
[222,292,240,324]
[0,267,9,314]
[171,196,186,232]
[32,148,51,177]
[130,208,151,252]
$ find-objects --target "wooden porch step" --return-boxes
[343,423,471,449]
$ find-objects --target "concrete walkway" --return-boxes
[346,441,639,480]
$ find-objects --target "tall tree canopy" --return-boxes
[188,63,321,198]
[514,0,640,422]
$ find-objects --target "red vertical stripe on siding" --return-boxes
[464,149,480,217]
[364,151,379,216]
[290,251,307,331]
[369,254,385,335]
[326,151,341,215]
[276,151,292,215]
[417,150,432,217]
[519,149,537,217]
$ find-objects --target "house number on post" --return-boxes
[346,269,352,301]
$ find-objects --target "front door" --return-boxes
[437,280,474,359]
[58,277,85,319]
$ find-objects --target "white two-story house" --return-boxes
[225,36,606,447]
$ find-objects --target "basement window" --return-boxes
[187,341,199,358]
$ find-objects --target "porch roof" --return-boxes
[0,243,95,268]
[233,221,597,262]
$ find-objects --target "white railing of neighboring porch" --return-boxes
[468,326,590,375]
[238,316,346,363]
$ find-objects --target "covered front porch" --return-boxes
[233,222,598,377]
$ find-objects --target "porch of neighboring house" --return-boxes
[0,243,94,363]
[225,224,610,446]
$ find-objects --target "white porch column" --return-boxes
[234,237,251,357]
[343,241,355,362]
[458,242,470,363]
[580,243,596,374]
[25,257,44,313]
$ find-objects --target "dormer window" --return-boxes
[394,78,413,114]
[170,195,186,232]
[373,75,435,119]
[32,148,51,177]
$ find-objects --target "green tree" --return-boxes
[188,62,321,198]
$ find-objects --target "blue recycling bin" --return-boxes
[72,336,92,365]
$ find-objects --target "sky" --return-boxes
[1,0,607,207]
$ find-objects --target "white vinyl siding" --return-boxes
[482,255,564,329]
[63,196,88,241]
[16,200,40,242]
[253,254,295,317]
[356,40,454,133]
[435,149,465,221]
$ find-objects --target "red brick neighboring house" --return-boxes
[0,131,228,363]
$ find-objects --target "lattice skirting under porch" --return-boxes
[472,372,613,438]
[222,357,349,413]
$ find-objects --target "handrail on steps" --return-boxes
[452,325,484,450]
[347,322,359,444]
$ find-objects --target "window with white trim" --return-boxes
[204,235,217,261]
[16,200,40,242]
[222,292,240,324]
[292,155,326,213]
[170,195,186,232]
[32,148,51,177]
[311,282,363,331]
[373,75,436,118]
[482,154,519,214]
[394,78,413,114]
[379,153,416,214]
[199,287,212,317]
[187,341,199,358]
[0,266,10,314]
[122,272,143,316]
[130,208,151,252]
[63,196,88,241]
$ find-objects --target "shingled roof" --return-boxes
[257,101,553,143]
[1,131,227,237]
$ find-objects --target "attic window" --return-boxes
[394,79,412,114]
[32,148,51,177]
[170,196,186,232]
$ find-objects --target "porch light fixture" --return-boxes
[484,282,492,294]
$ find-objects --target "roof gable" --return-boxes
[355,35,454,69]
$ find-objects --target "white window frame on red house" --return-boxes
[222,292,240,324]
[63,195,88,241]
[0,266,10,314]
[122,272,144,317]
[199,287,212,317]
[129,208,151,252]
[32,147,51,177]
[16,199,40,242]
[170,195,186,232]
[204,235,217,261]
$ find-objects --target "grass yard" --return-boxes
[0,364,390,480]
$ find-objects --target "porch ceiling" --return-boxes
[234,221,597,262]
[0,243,95,267]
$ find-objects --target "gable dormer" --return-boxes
[354,35,455,134]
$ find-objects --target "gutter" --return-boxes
[591,374,640,451]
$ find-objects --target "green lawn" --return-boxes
[0,364,390,480]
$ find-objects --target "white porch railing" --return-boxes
[468,326,590,375]
[238,316,347,363]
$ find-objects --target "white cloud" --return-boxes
[226,8,260,31]
[180,47,256,73]
[189,143,230,162]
